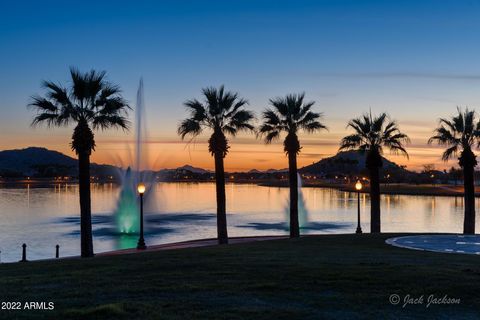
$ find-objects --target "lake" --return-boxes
[0,182,477,262]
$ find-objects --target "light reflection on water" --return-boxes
[0,182,475,262]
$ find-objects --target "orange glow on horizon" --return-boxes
[0,138,453,172]
[0,119,460,172]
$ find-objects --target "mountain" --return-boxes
[176,165,212,174]
[0,147,213,179]
[300,150,411,177]
[0,147,77,177]
[156,164,214,181]
[0,147,416,181]
[0,147,118,178]
[265,168,288,173]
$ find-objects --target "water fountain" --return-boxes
[297,174,309,228]
[115,167,139,233]
[113,79,156,238]
[285,174,310,230]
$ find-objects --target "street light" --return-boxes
[355,180,363,234]
[137,182,147,250]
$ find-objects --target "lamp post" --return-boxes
[355,180,363,234]
[137,182,147,250]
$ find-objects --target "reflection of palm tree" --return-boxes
[259,93,327,238]
[340,112,409,233]
[29,68,130,257]
[178,86,255,244]
[429,108,479,234]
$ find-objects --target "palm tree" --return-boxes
[259,93,327,238]
[429,108,479,234]
[29,67,130,257]
[178,86,255,244]
[340,112,409,233]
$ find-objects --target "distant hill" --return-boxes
[157,165,212,175]
[0,147,118,178]
[0,147,213,179]
[265,168,288,173]
[176,165,212,174]
[300,150,412,177]
[0,147,77,177]
[0,147,419,182]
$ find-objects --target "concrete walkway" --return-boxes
[386,234,480,255]
[97,235,289,257]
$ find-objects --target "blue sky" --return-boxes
[1,0,480,170]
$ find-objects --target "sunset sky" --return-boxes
[2,0,480,172]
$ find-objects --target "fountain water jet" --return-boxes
[114,78,156,236]
[297,174,309,228]
[284,174,310,230]
[115,167,139,233]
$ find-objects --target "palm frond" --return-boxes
[430,107,480,162]
[339,134,364,151]
[96,97,130,115]
[297,111,327,133]
[31,113,60,127]
[28,96,58,112]
[428,126,458,145]
[227,109,255,134]
[202,86,220,117]
[178,86,254,147]
[372,112,387,133]
[268,97,289,117]
[92,115,130,131]
[178,118,203,139]
[184,99,208,122]
[342,112,409,158]
[41,81,71,107]
[96,84,122,105]
[442,145,459,161]
[264,130,280,144]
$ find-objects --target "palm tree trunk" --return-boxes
[288,152,300,238]
[369,167,381,233]
[463,163,476,234]
[214,151,228,244]
[78,151,94,257]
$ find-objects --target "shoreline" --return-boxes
[258,181,478,197]
[0,233,462,264]
[1,178,477,197]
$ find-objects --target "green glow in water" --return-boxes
[116,234,138,249]
[115,168,140,234]
[115,190,139,233]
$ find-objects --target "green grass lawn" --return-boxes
[0,234,479,319]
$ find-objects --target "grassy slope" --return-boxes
[0,234,479,320]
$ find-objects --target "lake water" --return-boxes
[0,182,477,262]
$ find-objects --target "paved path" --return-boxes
[97,235,289,257]
[386,235,480,255]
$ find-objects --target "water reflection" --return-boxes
[238,221,348,232]
[1,182,480,262]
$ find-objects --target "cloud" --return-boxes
[300,153,331,159]
[311,72,480,81]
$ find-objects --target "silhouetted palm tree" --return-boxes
[259,93,327,238]
[178,86,255,244]
[29,68,130,257]
[429,108,479,234]
[340,112,409,233]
